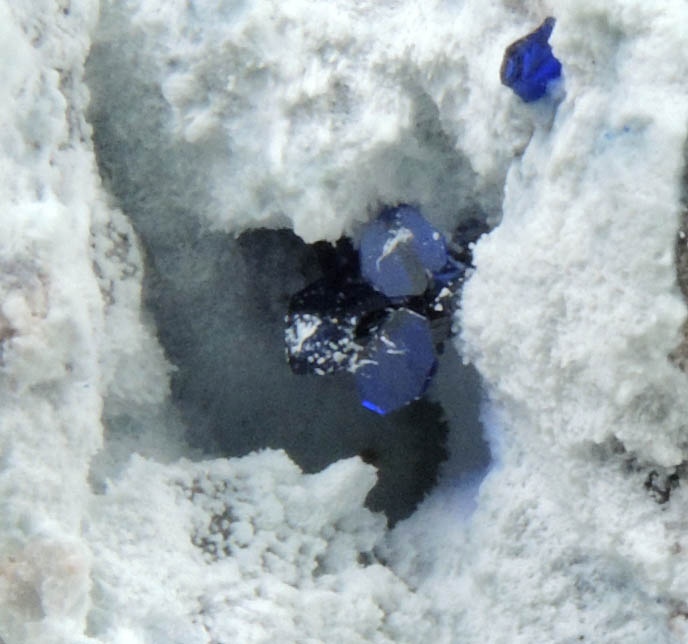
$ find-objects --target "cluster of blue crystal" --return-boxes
[285,206,488,414]
[501,17,561,102]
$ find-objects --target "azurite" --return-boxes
[500,17,562,102]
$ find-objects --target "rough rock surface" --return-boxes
[2,1,688,643]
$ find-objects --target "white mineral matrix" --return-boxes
[2,1,688,643]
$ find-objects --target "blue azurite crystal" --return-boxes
[359,205,448,298]
[285,279,389,375]
[285,206,491,413]
[501,17,562,102]
[354,308,437,415]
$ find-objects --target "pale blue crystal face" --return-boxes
[500,17,562,102]
[359,205,448,298]
[355,308,437,415]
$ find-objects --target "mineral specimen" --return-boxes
[355,308,437,415]
[285,206,489,413]
[285,279,389,375]
[359,205,448,298]
[500,17,562,102]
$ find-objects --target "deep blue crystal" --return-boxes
[359,205,448,298]
[501,17,562,102]
[285,279,389,375]
[354,308,437,415]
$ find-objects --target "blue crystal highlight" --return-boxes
[354,309,437,415]
[501,17,562,102]
[361,399,387,415]
[359,205,448,298]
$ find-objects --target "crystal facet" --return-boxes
[359,205,448,298]
[500,17,562,103]
[354,308,437,415]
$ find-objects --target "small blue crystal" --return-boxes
[431,256,469,288]
[359,205,448,298]
[501,17,562,102]
[354,308,437,415]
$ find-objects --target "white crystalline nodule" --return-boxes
[2,1,688,644]
[85,452,419,644]
[285,314,322,354]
